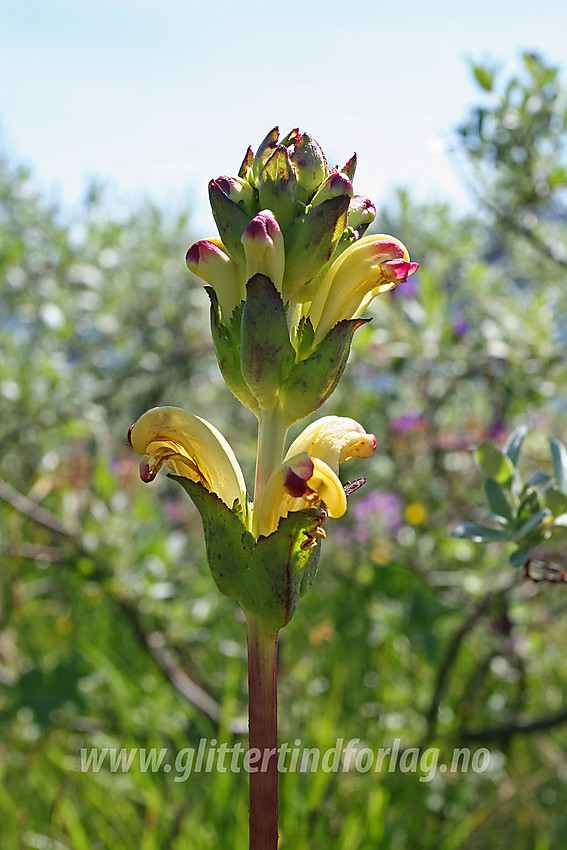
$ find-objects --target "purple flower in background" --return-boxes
[452,318,469,338]
[353,490,403,537]
[489,419,507,442]
[391,413,425,434]
[390,273,419,299]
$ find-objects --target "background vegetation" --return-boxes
[2,52,567,849]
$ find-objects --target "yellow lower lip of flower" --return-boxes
[255,455,346,538]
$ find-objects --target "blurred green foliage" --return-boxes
[2,51,567,848]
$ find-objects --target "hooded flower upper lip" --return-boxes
[129,410,376,539]
[128,406,247,511]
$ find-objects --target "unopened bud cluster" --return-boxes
[186,127,418,425]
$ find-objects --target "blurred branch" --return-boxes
[0,478,75,537]
[462,707,567,742]
[118,596,247,736]
[423,588,503,742]
[451,146,567,270]
[0,476,246,735]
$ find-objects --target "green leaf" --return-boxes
[279,318,369,425]
[504,426,527,466]
[544,486,567,516]
[206,288,259,414]
[509,546,532,568]
[550,437,567,493]
[484,478,514,524]
[169,476,255,600]
[473,64,495,92]
[514,508,552,542]
[238,510,324,632]
[526,471,551,489]
[240,274,296,410]
[476,441,515,485]
[451,522,511,543]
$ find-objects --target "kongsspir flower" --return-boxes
[129,409,375,541]
[254,416,376,536]
[128,406,248,513]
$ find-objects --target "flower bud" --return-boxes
[241,211,285,293]
[310,172,353,209]
[215,175,258,218]
[290,132,328,203]
[258,145,300,230]
[186,238,242,321]
[208,179,252,267]
[347,195,376,237]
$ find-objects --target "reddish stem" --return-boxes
[247,616,279,850]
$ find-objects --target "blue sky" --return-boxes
[1,0,566,235]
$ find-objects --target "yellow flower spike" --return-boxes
[241,211,285,294]
[255,416,376,536]
[128,406,247,511]
[307,234,419,347]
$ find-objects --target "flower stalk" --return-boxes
[247,616,279,850]
[253,407,289,537]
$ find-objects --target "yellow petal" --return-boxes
[129,406,247,509]
[255,454,346,537]
[307,234,412,345]
[285,416,376,475]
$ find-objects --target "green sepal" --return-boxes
[168,476,254,600]
[238,146,254,183]
[238,510,323,632]
[208,180,252,266]
[258,146,301,231]
[279,318,369,424]
[295,316,315,361]
[341,153,357,181]
[240,274,296,410]
[282,195,350,302]
[252,126,279,185]
[206,287,259,415]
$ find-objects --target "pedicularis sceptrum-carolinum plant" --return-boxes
[128,127,418,849]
